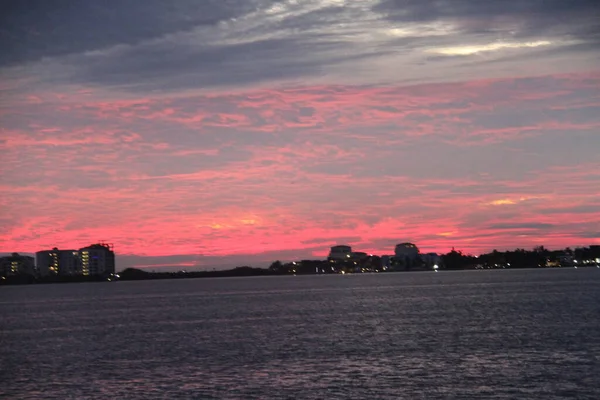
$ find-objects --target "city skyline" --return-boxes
[1,0,600,271]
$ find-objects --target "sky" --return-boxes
[1,0,599,270]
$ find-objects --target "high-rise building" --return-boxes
[59,250,81,276]
[0,253,35,277]
[36,248,80,276]
[36,248,60,276]
[79,243,115,277]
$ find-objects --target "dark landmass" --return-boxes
[2,245,599,285]
[119,266,275,280]
[0,274,118,285]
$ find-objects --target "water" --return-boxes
[1,269,600,399]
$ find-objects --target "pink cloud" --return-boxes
[1,72,599,265]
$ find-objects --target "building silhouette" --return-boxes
[35,243,115,278]
[392,243,420,270]
[328,245,352,261]
[0,253,35,277]
[36,248,80,276]
[79,243,115,277]
[394,243,419,258]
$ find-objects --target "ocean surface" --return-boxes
[1,269,600,399]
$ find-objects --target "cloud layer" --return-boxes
[2,0,599,95]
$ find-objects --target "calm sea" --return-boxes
[1,269,600,399]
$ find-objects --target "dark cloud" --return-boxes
[376,0,600,19]
[300,236,362,245]
[487,222,555,230]
[364,237,419,251]
[541,205,600,215]
[0,0,274,66]
[69,36,386,92]
[4,0,597,71]
[2,0,598,94]
[374,0,600,40]
[580,232,600,239]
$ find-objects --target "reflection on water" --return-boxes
[1,269,600,399]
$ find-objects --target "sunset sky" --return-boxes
[1,0,599,270]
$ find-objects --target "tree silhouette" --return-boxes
[269,260,283,272]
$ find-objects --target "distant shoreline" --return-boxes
[2,264,598,286]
